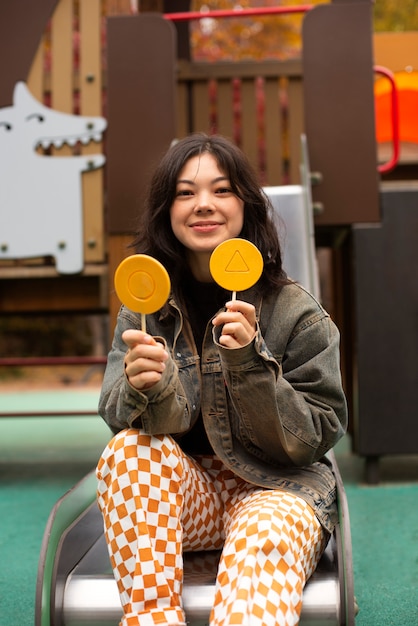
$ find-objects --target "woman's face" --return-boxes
[170,152,244,279]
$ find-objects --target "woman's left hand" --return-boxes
[212,300,257,349]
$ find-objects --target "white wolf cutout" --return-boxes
[0,81,107,274]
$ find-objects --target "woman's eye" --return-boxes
[216,187,232,194]
[176,189,193,197]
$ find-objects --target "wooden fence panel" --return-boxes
[80,0,105,263]
[27,37,45,101]
[264,77,283,184]
[176,61,304,186]
[191,80,211,134]
[25,0,106,272]
[240,78,259,176]
[51,0,73,114]
[216,79,234,140]
[4,0,309,244]
[3,0,306,319]
[105,0,132,15]
[176,81,189,137]
[287,77,304,184]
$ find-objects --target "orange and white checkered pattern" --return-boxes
[96,429,326,626]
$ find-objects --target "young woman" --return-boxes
[96,133,347,626]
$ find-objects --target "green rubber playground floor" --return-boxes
[1,386,418,626]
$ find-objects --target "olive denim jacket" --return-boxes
[99,282,348,533]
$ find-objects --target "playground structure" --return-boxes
[0,1,380,310]
[2,2,418,473]
[1,1,417,624]
[0,0,379,392]
[0,0,417,509]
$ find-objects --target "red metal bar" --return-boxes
[0,356,107,367]
[374,65,400,174]
[164,6,313,22]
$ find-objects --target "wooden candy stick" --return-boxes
[209,238,263,300]
[114,255,171,332]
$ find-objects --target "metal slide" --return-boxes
[35,452,356,626]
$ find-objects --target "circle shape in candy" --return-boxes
[114,254,170,313]
[209,238,263,292]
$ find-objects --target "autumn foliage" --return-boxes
[190,0,330,61]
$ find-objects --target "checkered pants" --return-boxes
[96,429,327,626]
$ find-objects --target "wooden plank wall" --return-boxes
[27,0,107,267]
[25,0,303,231]
[176,59,304,186]
[1,0,305,319]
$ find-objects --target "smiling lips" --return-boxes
[190,221,222,233]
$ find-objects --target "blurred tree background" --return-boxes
[189,0,418,61]
[373,0,418,32]
[190,0,329,61]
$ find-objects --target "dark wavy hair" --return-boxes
[132,133,289,303]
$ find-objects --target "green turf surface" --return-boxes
[1,391,418,625]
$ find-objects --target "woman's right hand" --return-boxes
[122,329,169,391]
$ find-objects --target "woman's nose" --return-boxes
[194,191,214,213]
